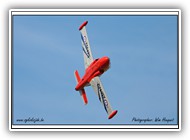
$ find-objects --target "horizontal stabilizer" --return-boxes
[79,89,88,104]
[74,70,81,83]
[74,70,88,104]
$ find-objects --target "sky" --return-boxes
[12,14,178,125]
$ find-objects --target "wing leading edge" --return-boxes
[90,77,118,119]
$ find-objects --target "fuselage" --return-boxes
[75,56,110,91]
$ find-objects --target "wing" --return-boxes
[79,21,94,69]
[90,77,117,119]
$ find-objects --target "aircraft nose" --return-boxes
[101,56,110,71]
[103,56,110,62]
[102,56,110,66]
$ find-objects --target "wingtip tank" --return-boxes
[108,110,118,119]
[79,21,88,30]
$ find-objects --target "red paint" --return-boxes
[74,70,88,104]
[108,110,118,119]
[75,70,81,82]
[79,21,88,30]
[81,89,88,104]
[75,56,110,91]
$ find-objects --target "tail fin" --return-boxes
[74,70,88,105]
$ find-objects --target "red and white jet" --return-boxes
[74,21,118,119]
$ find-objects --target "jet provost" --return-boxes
[74,21,118,119]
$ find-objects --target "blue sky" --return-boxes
[12,15,178,125]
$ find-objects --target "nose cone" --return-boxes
[101,56,110,72]
[102,56,110,63]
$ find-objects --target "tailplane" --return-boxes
[74,70,88,104]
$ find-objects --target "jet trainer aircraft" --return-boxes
[74,21,118,119]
